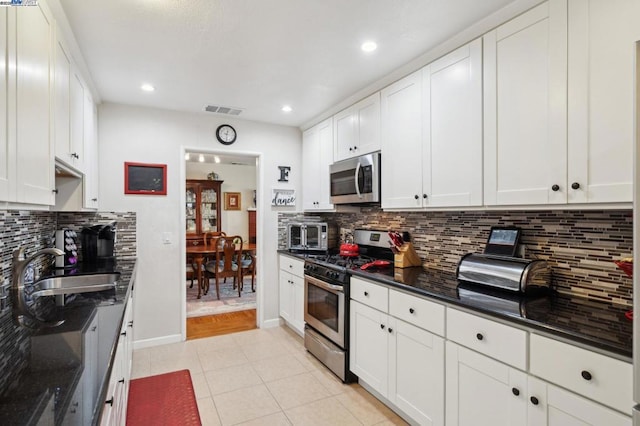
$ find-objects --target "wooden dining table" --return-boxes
[186,243,256,299]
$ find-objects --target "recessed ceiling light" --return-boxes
[361,41,378,53]
[198,154,205,163]
[184,153,190,160]
[214,156,221,164]
[282,105,292,113]
[141,83,155,92]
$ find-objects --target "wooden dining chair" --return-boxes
[203,235,243,299]
[240,251,256,292]
[190,231,226,290]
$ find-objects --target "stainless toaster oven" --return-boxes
[287,222,337,253]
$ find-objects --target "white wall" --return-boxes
[98,103,301,345]
[186,162,257,242]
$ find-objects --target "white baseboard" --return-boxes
[133,334,182,350]
[261,317,283,329]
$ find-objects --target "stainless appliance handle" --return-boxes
[304,274,344,293]
[354,161,362,198]
[301,224,307,249]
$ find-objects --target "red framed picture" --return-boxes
[124,162,167,195]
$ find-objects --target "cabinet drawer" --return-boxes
[446,308,527,370]
[351,277,388,312]
[389,289,445,336]
[530,333,632,414]
[279,255,304,277]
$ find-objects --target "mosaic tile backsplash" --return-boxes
[0,210,136,396]
[279,208,633,306]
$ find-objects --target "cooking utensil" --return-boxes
[340,243,360,257]
[360,260,391,270]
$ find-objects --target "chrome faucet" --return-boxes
[12,247,64,291]
[11,247,65,328]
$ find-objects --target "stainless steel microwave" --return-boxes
[330,152,381,204]
[287,222,337,253]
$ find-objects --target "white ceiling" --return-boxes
[59,0,515,128]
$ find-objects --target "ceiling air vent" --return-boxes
[204,104,243,116]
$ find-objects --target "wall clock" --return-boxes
[216,124,237,145]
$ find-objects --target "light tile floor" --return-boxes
[132,325,409,426]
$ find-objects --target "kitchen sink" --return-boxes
[31,273,121,298]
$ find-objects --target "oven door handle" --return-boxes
[305,274,344,293]
[354,161,362,198]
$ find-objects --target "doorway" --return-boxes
[182,149,260,339]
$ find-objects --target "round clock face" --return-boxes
[216,124,237,145]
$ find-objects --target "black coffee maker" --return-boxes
[81,222,117,263]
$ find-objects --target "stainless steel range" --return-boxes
[303,229,394,382]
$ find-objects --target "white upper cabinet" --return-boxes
[381,40,483,209]
[69,70,85,172]
[15,2,55,205]
[483,0,568,206]
[334,93,381,162]
[566,0,639,203]
[381,70,424,209]
[302,118,334,210]
[424,39,483,207]
[54,33,72,167]
[0,8,10,202]
[83,92,99,209]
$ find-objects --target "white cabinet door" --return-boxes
[566,0,639,203]
[381,70,424,209]
[389,317,445,426]
[426,39,483,207]
[334,105,358,162]
[83,92,98,209]
[350,300,389,397]
[291,274,305,334]
[334,93,381,162]
[54,33,72,166]
[0,8,10,201]
[484,0,568,206]
[278,270,293,323]
[15,2,55,205]
[527,376,631,426]
[445,341,527,426]
[302,118,333,210]
[70,70,84,172]
[356,92,381,157]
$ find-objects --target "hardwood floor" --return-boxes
[186,309,257,340]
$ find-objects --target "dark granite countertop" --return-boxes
[279,250,632,360]
[0,257,137,426]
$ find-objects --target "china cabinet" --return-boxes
[185,179,223,246]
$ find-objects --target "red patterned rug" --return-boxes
[127,369,201,426]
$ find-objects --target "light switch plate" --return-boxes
[162,232,172,244]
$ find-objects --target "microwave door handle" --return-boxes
[355,161,362,198]
[301,225,307,249]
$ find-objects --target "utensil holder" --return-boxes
[394,243,422,268]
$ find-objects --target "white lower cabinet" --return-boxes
[528,376,631,426]
[278,255,305,335]
[446,341,527,426]
[348,284,631,426]
[446,341,630,426]
[100,294,134,426]
[350,300,389,395]
[390,316,445,426]
[350,296,445,425]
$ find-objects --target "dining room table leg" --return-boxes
[194,255,205,299]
